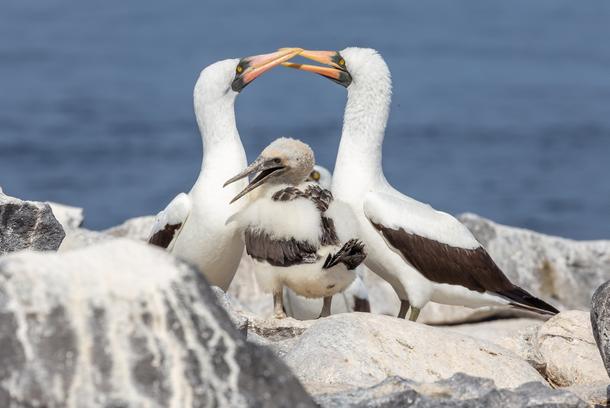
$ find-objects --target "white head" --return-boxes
[283,47,393,174]
[193,48,303,136]
[224,137,315,203]
[307,165,332,189]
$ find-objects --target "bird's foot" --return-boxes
[274,311,288,319]
[408,307,420,322]
[318,296,332,318]
[398,299,410,319]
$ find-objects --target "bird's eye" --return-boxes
[274,158,282,164]
[236,65,243,74]
[339,58,345,66]
[311,171,320,181]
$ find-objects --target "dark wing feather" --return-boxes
[245,228,319,267]
[149,223,182,249]
[372,223,558,315]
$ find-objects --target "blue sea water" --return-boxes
[1,0,609,239]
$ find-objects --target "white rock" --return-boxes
[532,311,609,387]
[47,201,84,230]
[59,228,113,251]
[282,313,545,394]
[103,215,155,241]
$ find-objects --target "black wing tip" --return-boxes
[323,239,367,270]
[498,286,560,316]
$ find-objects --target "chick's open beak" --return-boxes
[281,49,352,87]
[224,157,285,203]
[232,47,303,92]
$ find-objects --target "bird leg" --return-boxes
[273,290,287,319]
[398,299,410,319]
[319,296,332,318]
[409,307,421,322]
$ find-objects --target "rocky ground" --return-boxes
[1,190,610,407]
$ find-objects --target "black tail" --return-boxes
[323,239,366,270]
[496,286,559,315]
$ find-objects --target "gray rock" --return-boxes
[47,202,84,230]
[565,382,610,407]
[0,192,65,254]
[591,280,610,376]
[0,239,313,407]
[460,213,610,311]
[316,373,587,408]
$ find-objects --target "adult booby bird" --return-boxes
[224,138,367,318]
[148,48,302,291]
[285,48,559,320]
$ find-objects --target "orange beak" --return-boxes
[281,49,352,87]
[231,47,303,92]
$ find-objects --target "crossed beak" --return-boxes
[224,157,286,203]
[231,47,303,92]
[281,49,352,87]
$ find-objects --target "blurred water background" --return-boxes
[1,0,609,239]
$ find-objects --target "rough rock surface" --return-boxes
[103,215,155,241]
[316,373,587,408]
[565,382,610,407]
[281,313,545,394]
[0,239,313,407]
[460,213,610,311]
[531,311,608,387]
[48,202,84,230]
[0,192,65,254]
[59,228,114,251]
[591,280,610,376]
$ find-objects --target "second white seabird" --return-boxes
[285,47,559,321]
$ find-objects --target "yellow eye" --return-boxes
[339,59,345,66]
[311,171,320,181]
[236,65,243,73]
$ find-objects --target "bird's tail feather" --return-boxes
[496,286,559,316]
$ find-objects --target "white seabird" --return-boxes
[224,138,367,318]
[283,165,371,319]
[285,47,559,320]
[148,48,302,290]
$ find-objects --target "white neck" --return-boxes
[192,91,247,193]
[333,77,391,197]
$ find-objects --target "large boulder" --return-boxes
[591,281,610,377]
[496,311,609,387]
[459,213,610,311]
[0,192,65,254]
[0,239,313,407]
[317,373,586,408]
[280,313,545,395]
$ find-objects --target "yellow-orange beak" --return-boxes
[281,49,352,87]
[231,47,303,92]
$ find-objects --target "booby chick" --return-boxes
[224,138,366,318]
[284,47,559,321]
[147,48,302,291]
[282,165,371,319]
